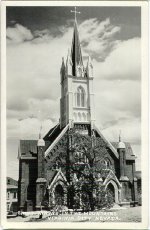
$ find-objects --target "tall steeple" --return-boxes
[60,8,95,129]
[71,21,84,77]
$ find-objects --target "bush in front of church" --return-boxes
[95,186,114,210]
[71,179,114,211]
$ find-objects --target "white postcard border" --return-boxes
[1,1,149,229]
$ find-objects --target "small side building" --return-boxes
[7,177,18,213]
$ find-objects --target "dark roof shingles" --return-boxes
[20,140,37,156]
[20,140,50,157]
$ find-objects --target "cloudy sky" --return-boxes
[6,6,141,180]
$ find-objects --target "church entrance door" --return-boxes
[55,184,64,205]
[106,180,119,204]
[107,183,115,203]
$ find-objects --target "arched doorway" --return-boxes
[106,180,119,204]
[55,184,64,205]
[107,183,115,203]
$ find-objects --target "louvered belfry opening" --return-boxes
[71,21,83,77]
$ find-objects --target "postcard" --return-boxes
[1,1,148,229]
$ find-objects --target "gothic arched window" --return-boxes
[101,158,112,169]
[76,86,85,107]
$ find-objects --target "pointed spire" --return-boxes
[61,57,65,69]
[86,55,93,78]
[71,21,83,77]
[66,49,72,75]
[60,57,66,82]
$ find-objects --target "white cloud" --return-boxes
[6,19,141,172]
[100,117,141,170]
[7,24,33,43]
[93,38,141,131]
[7,116,56,140]
[93,38,141,80]
[79,18,121,59]
[102,26,120,39]
[95,80,141,123]
[79,18,111,42]
[101,117,141,144]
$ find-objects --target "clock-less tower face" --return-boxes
[60,21,95,129]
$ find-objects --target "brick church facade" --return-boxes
[18,18,139,211]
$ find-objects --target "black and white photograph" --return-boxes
[1,1,148,229]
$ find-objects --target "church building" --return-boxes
[18,15,138,211]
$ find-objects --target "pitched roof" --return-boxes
[45,124,69,158]
[94,126,119,159]
[22,123,135,162]
[19,140,37,157]
[71,21,83,76]
[19,140,50,158]
[111,142,136,160]
[43,124,64,151]
[7,177,18,186]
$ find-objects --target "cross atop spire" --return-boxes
[71,7,81,22]
[70,7,83,77]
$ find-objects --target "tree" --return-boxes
[47,127,114,211]
[69,129,112,211]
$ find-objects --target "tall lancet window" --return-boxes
[77,86,85,107]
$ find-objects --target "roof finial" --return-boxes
[37,122,45,146]
[118,130,125,149]
[37,123,45,147]
[39,123,42,139]
[119,130,121,142]
[71,6,81,22]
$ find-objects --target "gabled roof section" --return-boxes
[103,169,122,188]
[43,123,63,150]
[94,125,119,159]
[48,169,68,190]
[45,124,69,158]
[7,177,18,186]
[19,140,50,158]
[94,126,135,160]
[43,123,60,141]
[71,21,83,76]
[19,140,37,157]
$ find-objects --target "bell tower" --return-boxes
[60,9,95,129]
